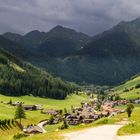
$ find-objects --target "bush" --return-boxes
[49,115,54,124]
[59,119,69,130]
[123,88,129,92]
[135,84,140,89]
[95,118,108,125]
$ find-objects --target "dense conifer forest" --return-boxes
[0,49,75,99]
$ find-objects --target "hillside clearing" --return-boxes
[0,94,89,110]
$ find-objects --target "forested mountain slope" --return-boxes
[3,18,140,85]
[0,48,75,99]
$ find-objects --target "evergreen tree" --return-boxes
[63,118,69,129]
[49,115,54,124]
[60,118,69,129]
[14,104,26,126]
[64,108,67,114]
[9,99,12,105]
[126,103,134,118]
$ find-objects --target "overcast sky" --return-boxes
[0,0,140,36]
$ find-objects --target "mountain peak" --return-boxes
[24,30,42,37]
[2,32,23,43]
[131,17,140,24]
[53,25,64,29]
[49,25,77,34]
[3,32,23,38]
[24,30,47,42]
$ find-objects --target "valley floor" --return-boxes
[63,125,140,140]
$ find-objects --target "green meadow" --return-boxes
[112,76,140,135]
[113,75,140,99]
[1,80,140,140]
[0,94,89,140]
[115,104,140,136]
[0,94,89,110]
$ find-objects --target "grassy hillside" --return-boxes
[113,104,140,136]
[113,75,140,99]
[99,104,140,136]
[0,94,89,140]
[114,75,140,91]
[0,94,88,110]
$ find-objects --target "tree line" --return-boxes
[0,49,76,99]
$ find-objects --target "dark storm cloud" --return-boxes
[0,0,140,35]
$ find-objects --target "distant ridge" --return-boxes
[2,18,140,85]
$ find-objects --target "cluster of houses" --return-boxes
[4,99,128,128]
[41,109,60,116]
[64,100,126,125]
[134,99,140,104]
[2,97,137,135]
[6,101,42,111]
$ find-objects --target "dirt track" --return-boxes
[64,125,140,140]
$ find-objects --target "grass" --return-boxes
[0,94,89,110]
[120,88,140,99]
[1,92,140,138]
[0,127,21,140]
[112,75,140,135]
[0,93,121,140]
[0,94,89,140]
[9,63,25,73]
[114,104,140,122]
[20,132,63,140]
[114,76,140,91]
[20,117,118,140]
[118,122,140,136]
[112,75,140,99]
[114,104,140,136]
[45,124,61,132]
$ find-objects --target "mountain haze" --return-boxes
[2,19,140,85]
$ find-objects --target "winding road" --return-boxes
[37,120,48,133]
[64,125,140,140]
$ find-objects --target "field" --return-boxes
[0,94,89,140]
[1,76,140,140]
[0,94,89,110]
[113,75,140,99]
[18,104,140,140]
[119,89,140,99]
[114,76,140,91]
[112,76,140,135]
[115,104,140,136]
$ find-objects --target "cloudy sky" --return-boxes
[0,0,140,36]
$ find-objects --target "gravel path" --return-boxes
[37,120,48,133]
[64,125,140,140]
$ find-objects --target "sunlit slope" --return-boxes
[114,75,140,99]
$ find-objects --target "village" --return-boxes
[1,93,132,135]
